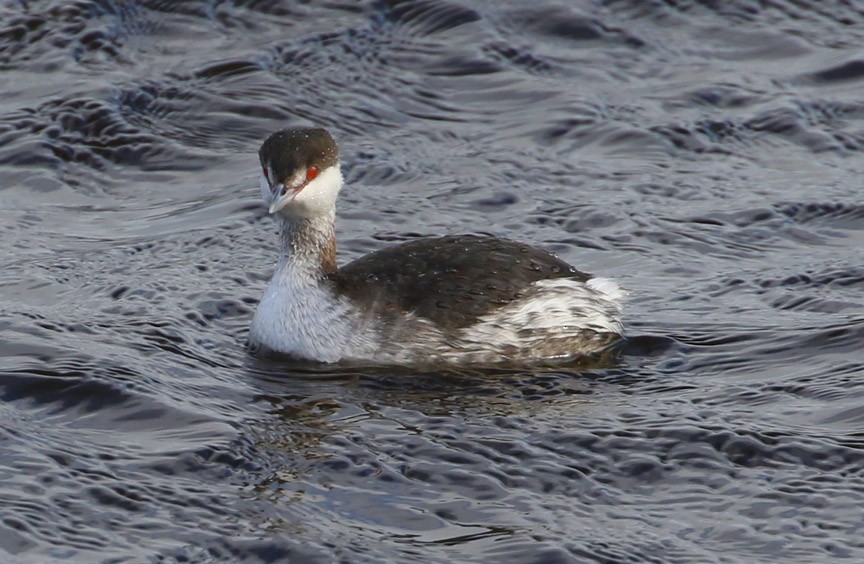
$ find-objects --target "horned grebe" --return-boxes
[249,128,624,364]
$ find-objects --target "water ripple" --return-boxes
[1,0,864,561]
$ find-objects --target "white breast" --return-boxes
[249,261,356,362]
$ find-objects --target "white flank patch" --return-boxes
[459,277,624,346]
[585,276,626,302]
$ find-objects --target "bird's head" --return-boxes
[258,127,342,219]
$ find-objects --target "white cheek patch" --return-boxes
[259,169,271,201]
[282,166,343,219]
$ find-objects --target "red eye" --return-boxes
[306,166,319,181]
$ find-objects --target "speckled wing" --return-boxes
[329,235,591,331]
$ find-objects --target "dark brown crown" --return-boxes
[259,128,339,184]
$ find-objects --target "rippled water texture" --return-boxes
[2,0,864,561]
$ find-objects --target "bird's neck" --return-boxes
[277,212,337,281]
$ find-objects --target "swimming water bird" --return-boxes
[249,128,624,364]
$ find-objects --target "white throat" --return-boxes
[249,181,348,360]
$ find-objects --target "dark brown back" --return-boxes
[328,235,590,331]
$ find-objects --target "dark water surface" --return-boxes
[2,0,864,561]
